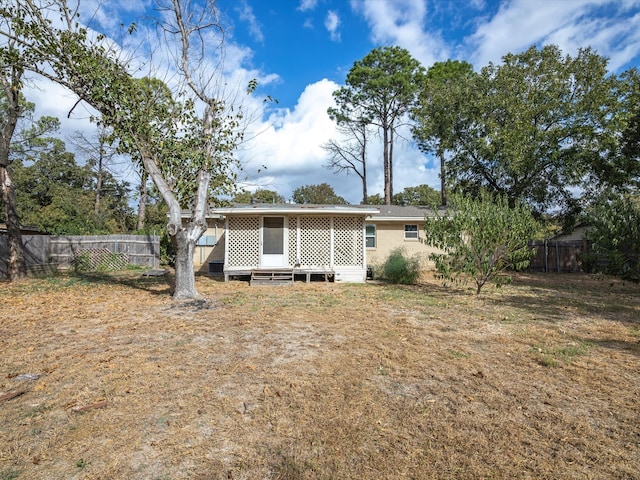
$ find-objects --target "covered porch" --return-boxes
[211,204,379,284]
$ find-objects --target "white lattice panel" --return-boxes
[288,216,298,265]
[299,216,331,267]
[334,217,364,266]
[227,216,260,267]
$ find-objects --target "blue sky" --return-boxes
[29,0,640,204]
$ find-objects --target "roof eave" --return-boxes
[211,206,379,216]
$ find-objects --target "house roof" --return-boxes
[370,205,446,221]
[210,203,380,216]
[189,203,446,220]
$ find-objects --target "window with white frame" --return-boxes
[404,224,418,240]
[365,224,376,248]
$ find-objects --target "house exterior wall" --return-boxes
[193,221,225,273]
[366,220,439,270]
[551,225,591,242]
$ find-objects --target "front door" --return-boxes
[261,217,285,268]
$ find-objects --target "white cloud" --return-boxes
[325,11,341,42]
[238,80,439,203]
[467,0,640,71]
[237,1,264,43]
[238,80,339,197]
[77,0,149,39]
[350,0,450,68]
[544,11,640,71]
[297,0,318,12]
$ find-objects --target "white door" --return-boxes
[261,217,285,268]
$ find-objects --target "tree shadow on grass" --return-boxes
[483,272,640,325]
[68,270,174,296]
[584,337,640,357]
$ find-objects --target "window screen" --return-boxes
[263,217,284,254]
[365,224,376,248]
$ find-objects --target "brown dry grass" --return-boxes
[1,271,639,479]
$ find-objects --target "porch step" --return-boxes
[250,269,294,286]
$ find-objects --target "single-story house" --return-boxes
[364,205,445,272]
[190,203,445,283]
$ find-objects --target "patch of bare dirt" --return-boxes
[1,271,639,479]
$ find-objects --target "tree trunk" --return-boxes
[0,65,27,282]
[136,171,147,231]
[361,141,368,204]
[0,164,27,281]
[440,150,447,207]
[361,172,368,205]
[170,228,198,299]
[94,150,103,213]
[383,127,391,205]
[141,151,209,300]
[389,130,394,203]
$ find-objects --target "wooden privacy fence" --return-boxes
[528,239,591,273]
[0,234,160,279]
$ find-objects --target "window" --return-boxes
[197,235,217,246]
[365,224,376,248]
[404,224,418,240]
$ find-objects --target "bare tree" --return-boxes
[322,118,371,204]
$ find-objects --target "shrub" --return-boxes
[72,253,91,272]
[381,248,421,285]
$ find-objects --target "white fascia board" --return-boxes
[211,206,379,216]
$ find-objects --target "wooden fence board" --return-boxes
[528,240,591,273]
[1,234,160,278]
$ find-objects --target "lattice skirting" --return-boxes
[72,248,129,271]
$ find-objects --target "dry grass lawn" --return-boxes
[1,270,639,479]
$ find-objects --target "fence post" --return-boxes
[556,241,560,273]
[543,240,547,272]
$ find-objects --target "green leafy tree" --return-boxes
[585,193,640,282]
[393,184,440,206]
[233,189,284,204]
[412,60,476,206]
[439,46,620,222]
[423,190,538,294]
[366,193,385,205]
[12,136,132,234]
[0,69,60,279]
[68,125,121,216]
[332,46,424,204]
[616,68,640,192]
[292,183,347,205]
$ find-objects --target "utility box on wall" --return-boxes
[208,260,224,275]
